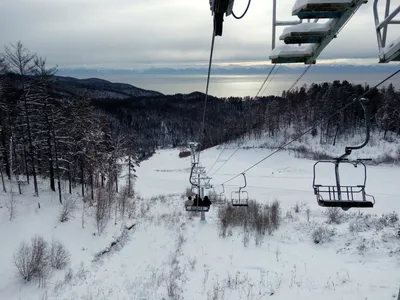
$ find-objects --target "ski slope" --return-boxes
[1,135,400,300]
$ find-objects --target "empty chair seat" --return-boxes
[381,38,400,63]
[292,0,356,19]
[231,191,249,207]
[269,44,317,64]
[317,198,374,208]
[314,183,375,210]
[280,22,332,44]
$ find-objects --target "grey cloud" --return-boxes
[0,0,393,68]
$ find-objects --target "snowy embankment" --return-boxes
[1,133,400,300]
[230,129,400,164]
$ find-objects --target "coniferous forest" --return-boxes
[1,42,399,201]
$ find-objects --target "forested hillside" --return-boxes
[1,42,399,201]
[0,42,139,204]
[94,80,400,153]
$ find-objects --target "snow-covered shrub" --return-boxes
[294,202,300,213]
[378,211,399,228]
[217,199,281,241]
[13,235,50,281]
[50,239,70,270]
[118,185,130,218]
[59,194,76,223]
[270,200,281,229]
[312,225,336,244]
[95,187,110,235]
[348,212,374,232]
[325,207,343,224]
[64,268,73,284]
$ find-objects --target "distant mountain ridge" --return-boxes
[57,63,400,77]
[52,75,163,99]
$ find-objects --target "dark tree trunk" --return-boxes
[80,158,85,197]
[90,169,94,201]
[23,146,30,184]
[23,94,38,196]
[68,162,72,194]
[1,130,10,179]
[47,133,55,192]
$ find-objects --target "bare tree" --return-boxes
[6,193,17,221]
[3,42,39,196]
[95,187,110,235]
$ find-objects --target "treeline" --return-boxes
[279,80,400,143]
[0,42,138,201]
[93,80,400,153]
[92,93,282,151]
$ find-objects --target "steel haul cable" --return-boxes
[197,28,216,165]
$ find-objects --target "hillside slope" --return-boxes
[1,142,399,300]
[52,75,164,99]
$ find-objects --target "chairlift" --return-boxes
[280,22,332,44]
[270,0,366,64]
[212,184,227,205]
[188,141,199,152]
[231,173,249,206]
[269,44,317,64]
[203,176,212,189]
[185,163,211,212]
[292,0,359,19]
[312,98,375,210]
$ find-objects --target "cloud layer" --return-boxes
[0,0,396,68]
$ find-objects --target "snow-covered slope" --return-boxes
[1,137,399,300]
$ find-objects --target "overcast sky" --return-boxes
[0,0,395,69]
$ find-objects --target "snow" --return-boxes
[1,131,400,300]
[270,44,317,58]
[280,22,333,40]
[292,0,355,14]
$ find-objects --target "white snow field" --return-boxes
[1,133,400,300]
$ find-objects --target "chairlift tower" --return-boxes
[270,0,368,64]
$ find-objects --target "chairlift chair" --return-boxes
[231,173,249,207]
[312,98,375,210]
[269,44,317,64]
[313,159,375,210]
[280,22,332,44]
[185,163,211,212]
[292,0,362,19]
[211,184,227,205]
[270,0,367,64]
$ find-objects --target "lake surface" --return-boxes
[77,73,400,97]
